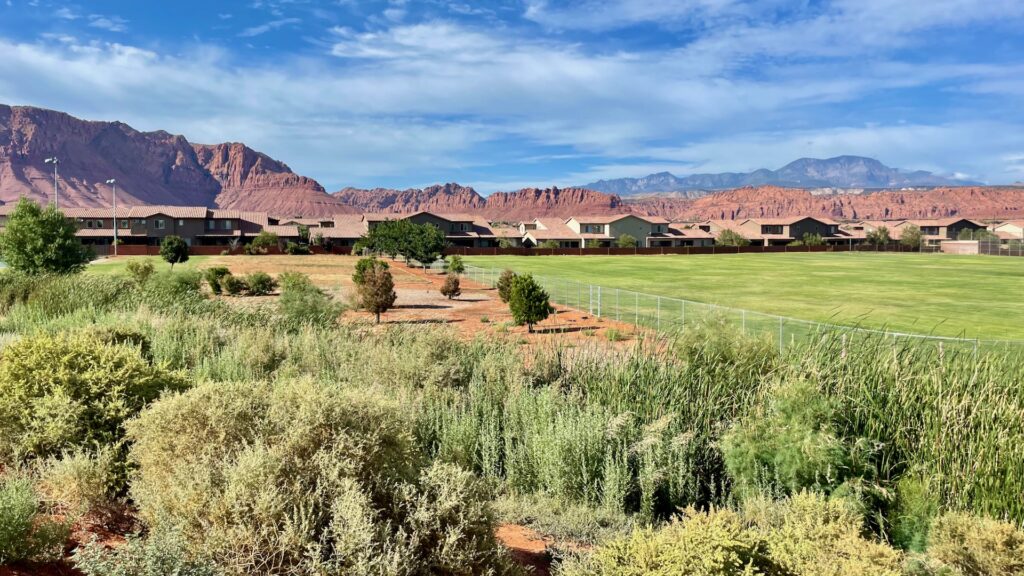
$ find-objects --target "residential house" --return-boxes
[737,216,840,246]
[990,221,1024,244]
[520,218,581,248]
[902,218,985,246]
[364,211,501,247]
[565,214,681,247]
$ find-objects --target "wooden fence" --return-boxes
[442,243,915,257]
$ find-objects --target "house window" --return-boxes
[761,225,784,235]
[177,219,184,226]
[120,220,129,229]
[582,224,603,234]
[207,220,215,230]
[155,219,166,230]
[921,226,940,235]
[222,220,233,230]
[86,220,94,229]
[133,219,147,226]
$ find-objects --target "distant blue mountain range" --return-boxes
[582,156,979,197]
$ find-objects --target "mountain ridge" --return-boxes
[583,156,980,196]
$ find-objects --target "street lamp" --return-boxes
[106,179,118,257]
[44,157,60,207]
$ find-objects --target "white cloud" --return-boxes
[88,15,128,33]
[238,17,300,37]
[54,6,78,19]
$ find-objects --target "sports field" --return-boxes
[464,253,1024,340]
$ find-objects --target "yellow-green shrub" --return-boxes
[127,378,517,576]
[925,512,1024,575]
[0,332,188,464]
[0,474,70,564]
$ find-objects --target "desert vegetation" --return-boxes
[0,246,1022,574]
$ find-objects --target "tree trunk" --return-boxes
[527,323,533,333]
[375,312,381,324]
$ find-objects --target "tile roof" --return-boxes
[64,207,132,218]
[128,206,210,219]
[263,225,301,237]
[529,218,579,240]
[74,229,145,237]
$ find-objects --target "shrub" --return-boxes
[867,226,891,246]
[900,225,924,250]
[744,492,903,576]
[203,267,230,295]
[720,379,877,500]
[605,328,626,342]
[159,236,189,269]
[508,274,552,332]
[717,229,750,247]
[125,259,156,286]
[560,506,771,576]
[352,256,388,286]
[496,269,516,303]
[35,448,116,518]
[284,241,311,255]
[277,274,343,329]
[356,260,396,323]
[248,231,279,254]
[0,332,188,465]
[243,271,277,296]
[75,528,220,576]
[440,273,461,300]
[447,254,466,274]
[219,274,247,296]
[925,512,1024,575]
[615,234,637,248]
[0,475,70,564]
[538,239,560,249]
[127,379,515,576]
[0,198,91,274]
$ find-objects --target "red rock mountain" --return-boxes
[333,184,624,220]
[3,105,1024,220]
[0,105,347,216]
[627,186,1024,221]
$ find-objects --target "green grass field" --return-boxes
[465,253,1024,340]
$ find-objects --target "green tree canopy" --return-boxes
[249,231,279,254]
[900,225,923,249]
[866,226,891,246]
[616,234,638,248]
[717,229,750,247]
[356,220,447,267]
[508,274,553,333]
[0,199,91,274]
[159,236,189,269]
[447,254,465,274]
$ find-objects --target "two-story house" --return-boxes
[363,211,500,247]
[520,218,581,248]
[564,215,675,247]
[737,217,840,246]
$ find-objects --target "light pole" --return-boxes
[106,179,118,256]
[44,157,60,207]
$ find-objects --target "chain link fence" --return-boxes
[464,265,1024,356]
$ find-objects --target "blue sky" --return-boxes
[1,0,1023,192]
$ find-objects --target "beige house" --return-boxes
[564,214,673,247]
[520,218,581,248]
[991,221,1024,244]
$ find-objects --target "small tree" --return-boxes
[249,231,279,255]
[447,255,465,274]
[496,269,517,303]
[125,260,155,286]
[498,237,517,249]
[716,229,750,247]
[800,232,824,246]
[357,260,396,323]
[159,236,189,269]
[203,266,230,294]
[353,256,388,286]
[616,234,638,248]
[440,273,461,300]
[0,199,91,274]
[297,225,310,243]
[866,226,891,247]
[900,225,923,250]
[508,274,553,333]
[538,240,560,249]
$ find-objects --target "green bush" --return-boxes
[284,241,311,255]
[247,231,279,255]
[125,260,156,286]
[75,528,220,576]
[508,274,552,332]
[925,512,1024,575]
[560,506,771,576]
[721,379,876,500]
[203,267,230,295]
[219,274,247,296]
[447,254,465,274]
[243,271,277,296]
[0,332,188,465]
[35,448,116,518]
[352,256,388,285]
[0,199,91,274]
[277,274,343,329]
[127,379,516,575]
[0,474,70,564]
[159,236,189,269]
[496,269,516,303]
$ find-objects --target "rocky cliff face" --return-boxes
[331,185,623,220]
[0,105,346,216]
[627,186,1024,221]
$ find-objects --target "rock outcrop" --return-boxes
[0,105,345,216]
[626,186,1024,221]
